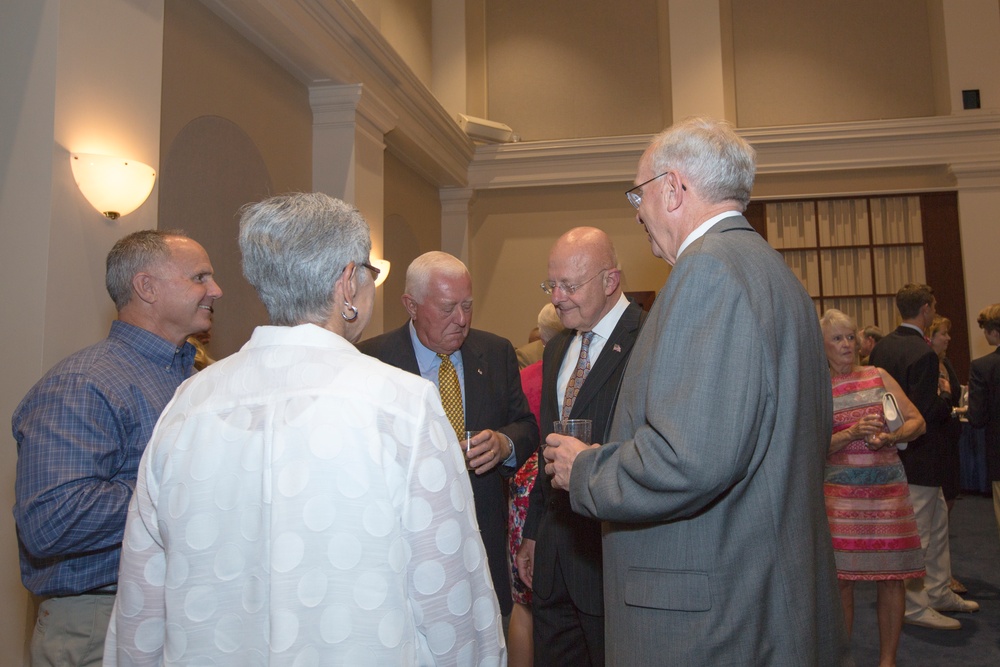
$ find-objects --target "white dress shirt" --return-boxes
[556,293,631,410]
[676,210,742,259]
[104,324,505,666]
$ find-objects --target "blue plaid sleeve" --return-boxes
[14,372,137,559]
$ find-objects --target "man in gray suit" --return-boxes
[544,117,851,665]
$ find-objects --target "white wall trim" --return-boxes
[468,113,1000,190]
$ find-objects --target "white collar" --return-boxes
[677,210,742,259]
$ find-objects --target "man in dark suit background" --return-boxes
[516,227,643,666]
[357,251,538,619]
[869,283,979,630]
[858,324,883,365]
[968,303,1000,546]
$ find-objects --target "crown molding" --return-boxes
[468,114,1000,190]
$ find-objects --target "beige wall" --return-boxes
[469,183,672,345]
[380,150,444,330]
[485,0,665,140]
[161,0,312,197]
[380,0,434,88]
[482,0,941,140]
[731,0,936,127]
[160,0,314,359]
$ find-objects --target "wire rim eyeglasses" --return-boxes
[540,268,612,296]
[625,171,670,209]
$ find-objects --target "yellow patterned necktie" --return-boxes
[437,353,464,439]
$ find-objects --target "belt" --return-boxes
[49,585,117,599]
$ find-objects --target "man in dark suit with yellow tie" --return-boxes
[516,227,644,666]
[357,251,537,619]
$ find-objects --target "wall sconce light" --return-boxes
[71,153,156,220]
[371,259,390,287]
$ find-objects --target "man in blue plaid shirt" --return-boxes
[12,229,222,666]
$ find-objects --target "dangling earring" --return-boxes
[342,302,359,322]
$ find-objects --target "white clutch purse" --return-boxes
[882,392,906,450]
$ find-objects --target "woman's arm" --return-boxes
[829,412,882,454]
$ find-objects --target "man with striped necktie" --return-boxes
[517,227,644,666]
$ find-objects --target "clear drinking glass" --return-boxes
[552,419,592,444]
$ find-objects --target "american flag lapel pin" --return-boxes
[613,344,622,353]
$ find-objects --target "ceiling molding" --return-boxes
[199,3,999,194]
[468,114,1000,190]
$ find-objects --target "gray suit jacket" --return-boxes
[569,216,850,665]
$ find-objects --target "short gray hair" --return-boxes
[239,192,371,326]
[105,229,187,310]
[648,117,756,210]
[820,308,856,334]
[404,251,469,302]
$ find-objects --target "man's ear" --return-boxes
[604,268,622,295]
[402,293,418,319]
[663,171,685,212]
[132,272,157,305]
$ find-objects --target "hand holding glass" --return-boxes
[463,430,482,470]
[545,419,593,462]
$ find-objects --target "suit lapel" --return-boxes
[570,302,642,417]
[388,324,421,375]
[460,336,488,428]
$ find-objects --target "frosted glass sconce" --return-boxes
[71,153,156,219]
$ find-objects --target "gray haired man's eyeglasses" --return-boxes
[625,171,670,209]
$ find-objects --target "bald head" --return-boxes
[546,227,622,332]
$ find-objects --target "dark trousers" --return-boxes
[532,556,605,667]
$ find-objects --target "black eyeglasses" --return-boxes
[625,171,669,209]
[540,268,612,296]
[361,261,381,281]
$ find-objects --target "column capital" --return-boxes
[309,83,397,135]
[950,160,1000,192]
[440,186,475,211]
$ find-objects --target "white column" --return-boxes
[440,187,475,265]
[667,0,727,121]
[953,162,1000,358]
[310,83,397,334]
